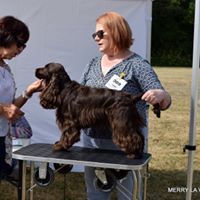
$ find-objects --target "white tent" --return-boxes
[185,0,200,199]
[0,0,152,147]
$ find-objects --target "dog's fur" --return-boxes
[35,63,145,158]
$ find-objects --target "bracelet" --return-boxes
[22,90,32,99]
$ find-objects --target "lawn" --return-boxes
[0,67,200,200]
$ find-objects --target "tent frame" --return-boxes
[185,0,200,199]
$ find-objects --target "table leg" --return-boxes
[131,170,138,200]
[22,160,27,200]
[17,160,23,200]
[135,171,142,200]
[143,165,147,200]
[30,162,34,200]
[17,160,26,200]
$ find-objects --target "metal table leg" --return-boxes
[17,160,23,200]
[135,170,142,200]
[30,161,34,200]
[132,170,138,200]
[132,167,149,200]
[18,160,27,200]
[22,160,27,200]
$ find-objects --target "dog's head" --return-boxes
[35,62,71,109]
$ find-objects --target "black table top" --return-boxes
[13,143,151,170]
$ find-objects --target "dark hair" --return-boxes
[0,16,29,48]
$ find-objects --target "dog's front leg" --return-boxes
[54,125,81,151]
[53,134,65,151]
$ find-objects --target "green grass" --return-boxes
[0,67,200,200]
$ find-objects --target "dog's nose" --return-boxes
[35,68,42,79]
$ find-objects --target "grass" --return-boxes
[0,67,200,200]
[147,67,200,200]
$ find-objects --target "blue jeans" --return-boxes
[81,130,148,200]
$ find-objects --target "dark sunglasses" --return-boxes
[92,30,104,39]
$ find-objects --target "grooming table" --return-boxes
[12,143,151,200]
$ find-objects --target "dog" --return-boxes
[35,62,146,158]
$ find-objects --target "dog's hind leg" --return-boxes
[112,126,144,159]
[109,107,144,158]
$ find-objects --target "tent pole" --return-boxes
[146,0,153,62]
[186,0,200,199]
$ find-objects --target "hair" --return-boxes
[96,12,133,54]
[0,16,29,48]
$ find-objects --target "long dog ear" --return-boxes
[40,73,61,109]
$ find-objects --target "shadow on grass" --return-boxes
[0,169,200,200]
[146,169,200,200]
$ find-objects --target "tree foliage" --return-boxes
[151,0,195,66]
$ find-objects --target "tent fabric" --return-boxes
[0,0,151,148]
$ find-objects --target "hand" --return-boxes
[1,104,24,121]
[141,89,171,110]
[26,79,44,96]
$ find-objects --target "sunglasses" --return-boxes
[92,30,104,39]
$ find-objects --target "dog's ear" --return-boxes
[40,73,61,109]
[59,69,71,89]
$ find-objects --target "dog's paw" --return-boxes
[53,141,64,151]
[126,154,136,159]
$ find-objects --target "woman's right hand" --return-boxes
[0,103,24,121]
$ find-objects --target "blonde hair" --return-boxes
[96,12,133,54]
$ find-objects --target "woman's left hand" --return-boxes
[26,79,44,96]
[141,89,171,110]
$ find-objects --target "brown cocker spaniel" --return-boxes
[35,63,145,158]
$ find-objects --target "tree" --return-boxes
[151,0,195,66]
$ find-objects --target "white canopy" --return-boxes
[0,0,152,146]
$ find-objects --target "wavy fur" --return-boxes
[35,63,145,158]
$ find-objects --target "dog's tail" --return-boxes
[131,93,161,118]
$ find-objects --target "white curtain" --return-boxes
[0,0,150,147]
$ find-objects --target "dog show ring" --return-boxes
[12,143,151,200]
